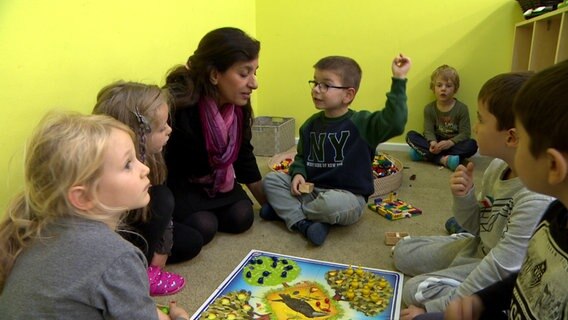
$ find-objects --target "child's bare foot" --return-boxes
[440,155,448,167]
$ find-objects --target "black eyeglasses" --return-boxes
[308,80,350,93]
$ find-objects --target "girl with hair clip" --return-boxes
[164,27,266,246]
[93,81,203,296]
[0,112,189,319]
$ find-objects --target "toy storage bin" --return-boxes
[370,155,403,198]
[251,117,295,156]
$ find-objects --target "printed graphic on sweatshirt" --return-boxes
[510,221,568,319]
[479,197,513,233]
[436,115,457,136]
[306,131,350,168]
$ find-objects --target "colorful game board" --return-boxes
[191,250,403,320]
[368,193,422,221]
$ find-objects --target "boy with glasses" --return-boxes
[261,54,411,245]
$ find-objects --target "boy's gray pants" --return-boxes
[393,233,483,311]
[263,172,366,230]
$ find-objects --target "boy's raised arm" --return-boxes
[392,54,411,79]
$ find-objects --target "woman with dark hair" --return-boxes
[164,27,266,247]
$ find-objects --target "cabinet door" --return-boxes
[557,11,568,63]
[512,24,534,71]
[530,14,562,71]
[512,7,568,72]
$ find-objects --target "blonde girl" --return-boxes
[0,112,188,319]
[93,81,202,296]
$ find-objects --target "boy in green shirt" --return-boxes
[262,54,411,246]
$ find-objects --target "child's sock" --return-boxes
[294,219,330,246]
[440,155,460,171]
[408,148,424,161]
[259,203,281,221]
[446,155,460,171]
[444,217,467,234]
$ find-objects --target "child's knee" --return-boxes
[401,276,422,307]
[392,237,414,271]
[263,172,277,186]
[263,172,288,188]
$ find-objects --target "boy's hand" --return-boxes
[450,162,475,196]
[392,54,411,79]
[429,140,441,154]
[437,139,455,151]
[429,142,441,154]
[400,305,425,320]
[430,140,454,154]
[291,174,306,196]
[444,295,484,320]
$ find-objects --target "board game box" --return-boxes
[191,250,403,320]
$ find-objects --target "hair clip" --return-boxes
[132,107,151,134]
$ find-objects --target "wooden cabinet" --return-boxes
[512,6,568,71]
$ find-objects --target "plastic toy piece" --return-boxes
[372,154,400,178]
[368,192,422,221]
[272,157,293,173]
[299,182,314,194]
[156,304,170,315]
[384,232,409,245]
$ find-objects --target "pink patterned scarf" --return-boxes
[198,96,242,197]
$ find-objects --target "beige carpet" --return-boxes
[155,149,492,316]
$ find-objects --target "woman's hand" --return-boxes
[246,180,267,205]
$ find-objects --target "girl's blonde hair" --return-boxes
[93,81,170,185]
[0,112,133,291]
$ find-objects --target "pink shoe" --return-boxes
[147,265,186,296]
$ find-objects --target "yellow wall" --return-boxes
[256,0,523,142]
[0,0,256,212]
[0,0,523,212]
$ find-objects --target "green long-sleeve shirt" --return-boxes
[290,77,407,197]
[423,99,472,144]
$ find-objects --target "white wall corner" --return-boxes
[376,142,482,158]
[376,142,410,152]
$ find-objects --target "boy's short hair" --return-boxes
[314,56,362,90]
[514,60,568,157]
[478,72,533,131]
[430,65,460,92]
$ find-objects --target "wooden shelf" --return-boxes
[512,6,568,71]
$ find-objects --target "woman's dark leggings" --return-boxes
[174,199,254,246]
[129,185,204,264]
